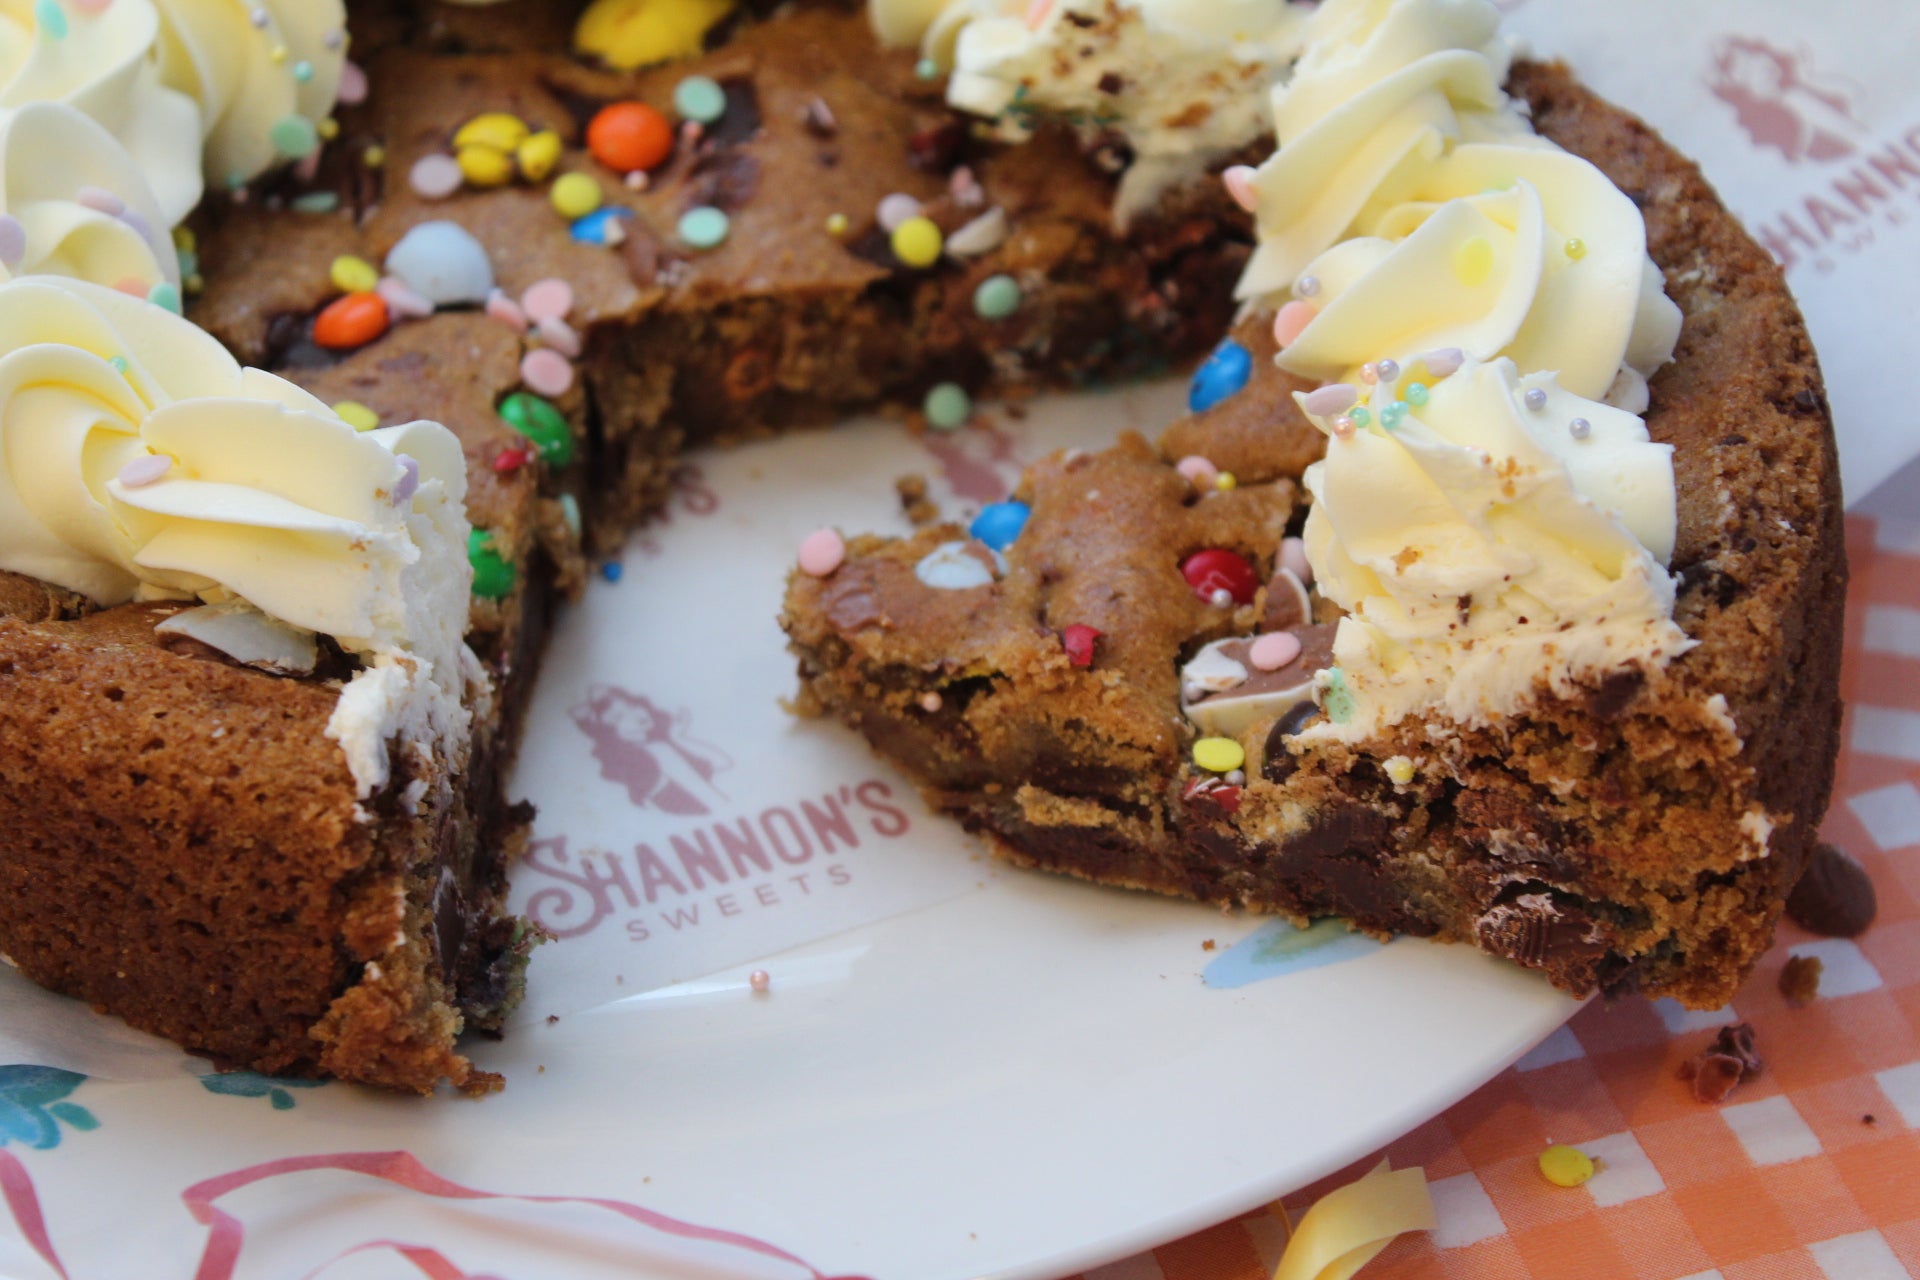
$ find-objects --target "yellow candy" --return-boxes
[329,254,379,295]
[1193,737,1245,774]
[457,143,516,188]
[517,129,563,182]
[362,144,387,169]
[1537,1145,1595,1188]
[575,0,738,70]
[1215,472,1237,491]
[891,215,943,268]
[454,112,531,153]
[317,117,339,141]
[550,172,604,220]
[1384,755,1415,786]
[333,400,380,432]
[171,226,197,253]
[825,212,849,237]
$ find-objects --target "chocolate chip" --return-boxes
[1678,1021,1762,1103]
[1684,1053,1745,1103]
[1786,842,1876,937]
[1097,72,1124,94]
[1260,700,1320,783]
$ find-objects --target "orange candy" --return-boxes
[313,292,391,350]
[586,101,673,174]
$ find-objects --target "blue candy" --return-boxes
[570,207,633,245]
[1188,339,1253,413]
[969,501,1030,552]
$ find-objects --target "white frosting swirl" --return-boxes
[0,102,178,290]
[1238,0,1681,402]
[150,0,348,190]
[0,0,203,223]
[872,0,1310,224]
[0,277,477,796]
[1296,356,1688,741]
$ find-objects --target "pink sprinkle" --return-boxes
[1174,455,1218,490]
[919,691,943,712]
[1025,0,1053,27]
[1281,535,1313,586]
[624,170,650,191]
[536,316,582,358]
[408,153,463,201]
[1222,165,1258,214]
[876,192,922,232]
[75,186,125,217]
[520,348,574,397]
[520,278,574,325]
[117,454,171,488]
[1302,383,1358,417]
[377,276,434,320]
[1248,631,1303,672]
[484,288,528,330]
[1272,299,1317,348]
[748,969,771,993]
[112,277,147,297]
[336,60,369,107]
[797,527,845,577]
[1422,347,1465,378]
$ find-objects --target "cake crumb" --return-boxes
[1864,1114,1877,1125]
[1678,1022,1762,1103]
[546,1013,561,1024]
[1201,938,1216,951]
[1778,954,1822,1006]
[896,473,940,525]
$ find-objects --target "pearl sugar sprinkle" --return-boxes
[749,969,771,994]
[1569,416,1592,440]
[1524,388,1548,411]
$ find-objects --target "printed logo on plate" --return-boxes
[1707,37,1866,166]
[572,684,731,816]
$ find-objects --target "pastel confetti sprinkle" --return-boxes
[117,454,171,488]
[678,206,729,249]
[673,75,727,124]
[1193,737,1245,774]
[797,527,845,577]
[923,382,971,430]
[1248,632,1302,672]
[1271,299,1316,347]
[520,348,574,397]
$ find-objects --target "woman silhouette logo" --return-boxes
[569,685,733,815]
[1708,36,1866,166]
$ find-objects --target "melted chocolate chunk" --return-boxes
[1786,841,1876,937]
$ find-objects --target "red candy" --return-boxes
[1180,548,1258,605]
[492,447,530,474]
[587,102,674,174]
[312,292,390,350]
[1061,624,1100,668]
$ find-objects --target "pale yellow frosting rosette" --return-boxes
[0,101,178,291]
[0,0,203,223]
[0,276,477,796]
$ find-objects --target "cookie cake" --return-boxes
[0,0,1843,1091]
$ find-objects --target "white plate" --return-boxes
[0,383,1578,1280]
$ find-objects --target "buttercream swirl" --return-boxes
[0,0,203,223]
[871,0,1310,224]
[0,277,476,796]
[1238,0,1681,403]
[0,102,178,290]
[1295,355,1688,742]
[150,0,349,190]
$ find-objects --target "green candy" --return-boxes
[972,274,1021,320]
[498,392,575,466]
[469,529,516,600]
[923,382,971,431]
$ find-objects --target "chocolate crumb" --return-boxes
[1786,842,1876,937]
[1864,1114,1877,1125]
[546,1013,560,1024]
[1201,938,1216,951]
[1678,1022,1762,1103]
[1778,953,1822,1007]
[896,473,939,525]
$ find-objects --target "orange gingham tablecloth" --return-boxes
[1076,513,1920,1280]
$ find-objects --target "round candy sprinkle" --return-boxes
[498,391,575,465]
[1376,358,1400,383]
[749,969,771,993]
[486,289,529,330]
[537,315,583,358]
[1271,299,1316,347]
[107,355,128,373]
[602,561,623,583]
[1216,472,1236,491]
[1384,756,1416,786]
[587,101,673,173]
[1302,383,1358,417]
[269,114,319,160]
[919,691,943,712]
[797,527,845,577]
[117,454,171,488]
[1188,339,1252,413]
[1061,624,1100,668]
[1360,362,1378,386]
[34,0,68,39]
[521,278,574,325]
[333,400,379,431]
[969,501,1030,552]
[329,254,379,294]
[520,348,574,397]
[678,205,730,249]
[551,172,603,220]
[146,281,181,313]
[673,75,727,124]
[1405,382,1430,407]
[1176,455,1218,490]
[914,57,939,80]
[973,273,1021,319]
[452,140,519,186]
[455,113,529,153]
[1523,387,1548,411]
[1330,415,1355,439]
[1538,1145,1596,1188]
[1569,416,1592,440]
[1222,164,1258,213]
[1193,737,1245,774]
[923,381,971,430]
[0,215,23,269]
[1294,274,1320,298]
[876,193,922,231]
[516,130,563,182]
[336,60,369,105]
[376,276,434,320]
[1565,237,1587,261]
[1380,401,1408,429]
[312,292,388,348]
[625,170,650,191]
[1249,631,1302,672]
[824,212,849,237]
[1349,406,1372,428]
[569,207,630,245]
[891,215,943,268]
[1181,548,1258,605]
[408,154,463,200]
[385,221,494,305]
[469,529,515,599]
